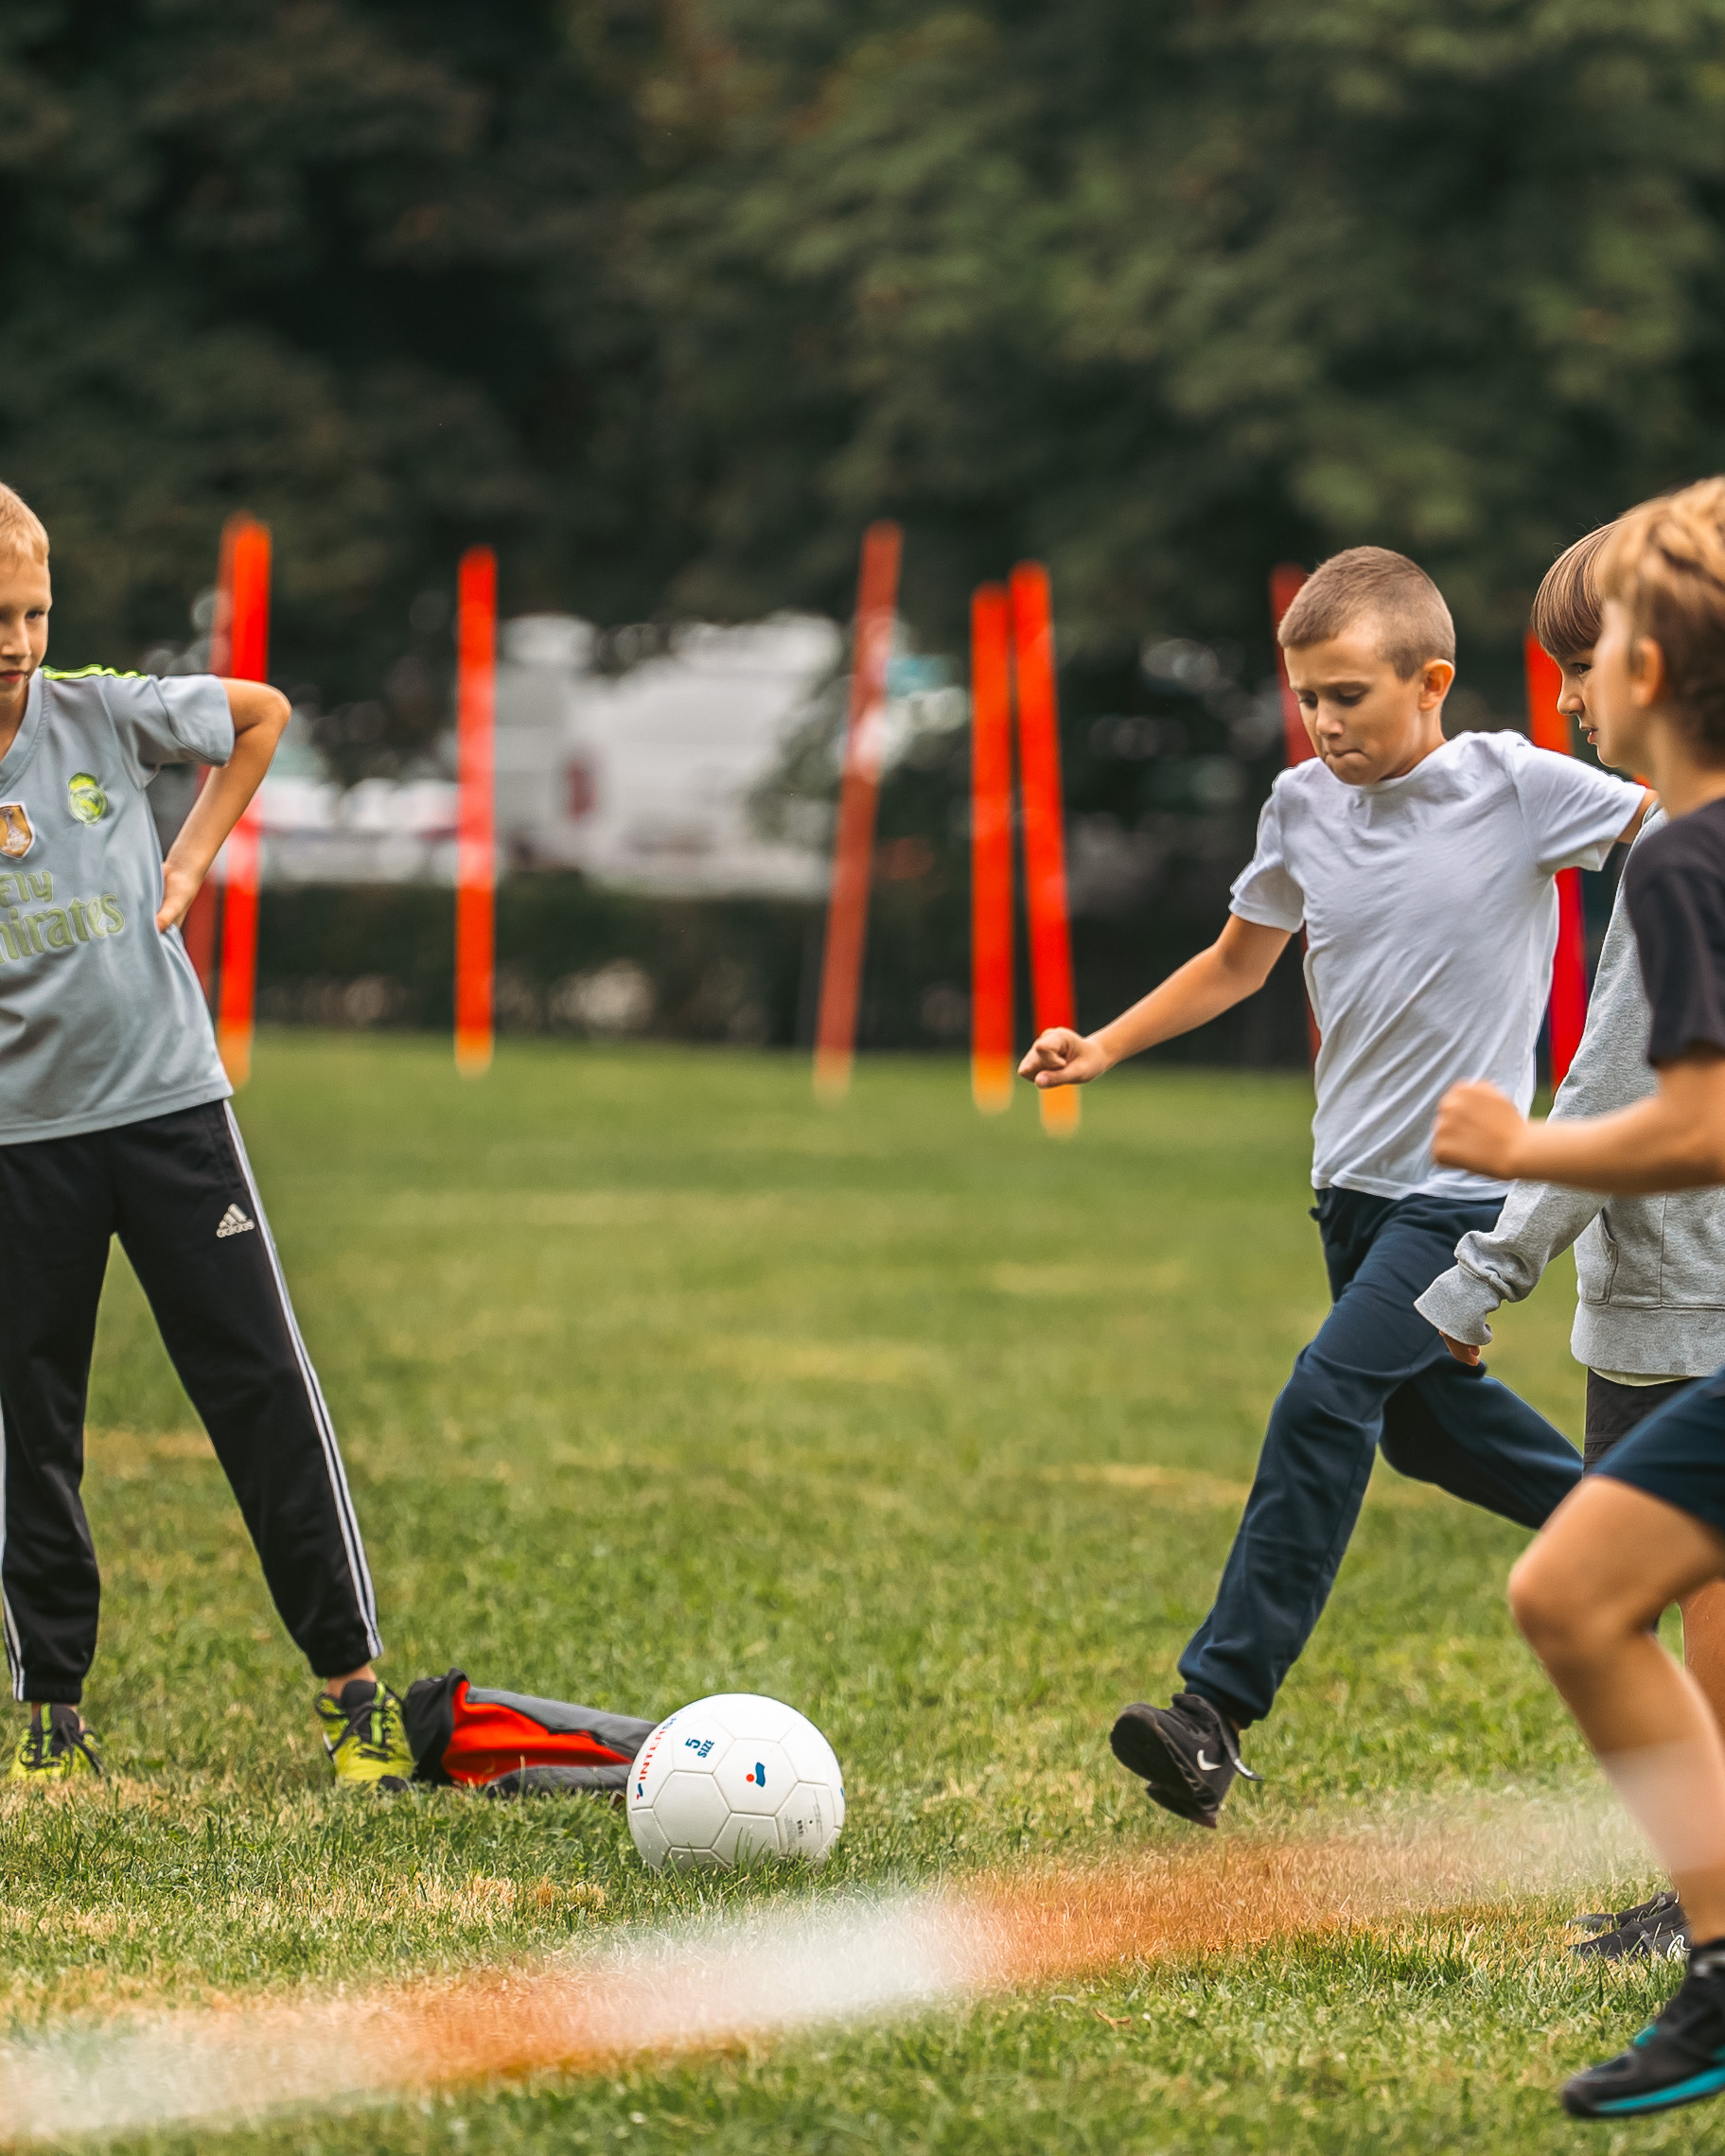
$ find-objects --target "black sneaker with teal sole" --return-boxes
[1562,1940,1725,2118]
[1109,1692,1259,1829]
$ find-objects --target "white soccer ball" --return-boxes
[626,1693,846,1874]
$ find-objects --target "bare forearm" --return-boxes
[153,681,289,932]
[165,684,288,885]
[1019,916,1289,1088]
[1504,1095,1725,1196]
[1093,948,1265,1067]
[166,735,271,885]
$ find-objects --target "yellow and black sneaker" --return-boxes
[9,1704,103,1784]
[315,1679,415,1791]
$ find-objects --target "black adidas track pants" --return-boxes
[0,1101,380,1703]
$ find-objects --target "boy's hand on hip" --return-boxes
[1438,1331,1482,1368]
[155,860,202,935]
[1019,1028,1107,1087]
[1432,1080,1526,1180]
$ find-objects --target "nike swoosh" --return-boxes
[1196,1749,1219,1773]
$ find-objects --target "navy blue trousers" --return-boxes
[1178,1185,1583,1728]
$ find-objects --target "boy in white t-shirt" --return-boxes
[1021,546,1650,1828]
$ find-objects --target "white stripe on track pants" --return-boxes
[0,1099,380,1703]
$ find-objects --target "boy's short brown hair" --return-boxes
[0,484,48,565]
[1531,524,1613,662]
[1598,478,1725,761]
[1276,545,1454,679]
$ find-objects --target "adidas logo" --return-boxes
[216,1203,255,1239]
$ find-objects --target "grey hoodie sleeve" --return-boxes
[1415,817,1661,1345]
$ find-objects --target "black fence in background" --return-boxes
[255,867,1315,1067]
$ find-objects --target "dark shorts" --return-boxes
[1595,1367,1725,1539]
[1584,1371,1698,1468]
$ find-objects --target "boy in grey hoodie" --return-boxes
[1417,524,1725,1958]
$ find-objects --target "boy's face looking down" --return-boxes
[0,552,50,736]
[1590,596,1669,777]
[1282,621,1453,786]
[1556,651,1604,754]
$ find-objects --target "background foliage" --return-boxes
[1,0,1715,1052]
[9,0,1725,719]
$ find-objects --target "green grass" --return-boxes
[5,1035,1716,2151]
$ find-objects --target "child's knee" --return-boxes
[1509,1545,1568,1644]
[1509,1545,1607,1665]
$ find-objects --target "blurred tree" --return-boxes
[0,0,677,772]
[641,0,1725,696]
[10,0,1725,781]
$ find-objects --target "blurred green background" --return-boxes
[9,0,1725,733]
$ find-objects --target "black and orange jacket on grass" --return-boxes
[402,1671,657,1797]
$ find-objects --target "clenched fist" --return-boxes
[1432,1080,1530,1181]
[1018,1028,1110,1088]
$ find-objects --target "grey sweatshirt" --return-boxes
[1416,805,1725,1376]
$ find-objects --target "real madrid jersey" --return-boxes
[0,667,234,1143]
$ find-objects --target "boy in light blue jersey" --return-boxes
[0,482,410,1790]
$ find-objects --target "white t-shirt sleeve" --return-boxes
[1505,735,1644,875]
[99,674,235,777]
[1229,782,1305,930]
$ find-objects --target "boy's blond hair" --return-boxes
[1276,545,1454,680]
[1598,478,1725,761]
[1531,524,1614,663]
[0,484,48,565]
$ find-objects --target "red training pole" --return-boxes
[214,515,271,1087]
[1524,632,1588,1088]
[182,520,243,1003]
[1269,562,1321,1064]
[970,584,1014,1113]
[813,520,902,1100]
[1269,564,1315,769]
[1010,562,1079,1138]
[455,546,498,1077]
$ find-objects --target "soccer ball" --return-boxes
[625,1693,845,1873]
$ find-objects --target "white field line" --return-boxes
[0,1791,1656,2145]
[0,1895,983,2142]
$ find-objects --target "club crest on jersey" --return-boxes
[67,773,107,825]
[0,803,33,859]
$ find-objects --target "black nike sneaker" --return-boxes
[1561,1938,1725,2117]
[1109,1692,1259,1829]
[1572,1889,1690,1962]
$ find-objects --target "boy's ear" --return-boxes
[1630,636,1669,708]
[1418,658,1456,706]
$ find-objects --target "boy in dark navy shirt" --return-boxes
[1435,476,1725,2119]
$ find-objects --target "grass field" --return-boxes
[4,1034,1716,2152]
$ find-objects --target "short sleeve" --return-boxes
[1506,737,1644,875]
[1229,784,1305,931]
[99,674,234,774]
[1628,851,1725,1064]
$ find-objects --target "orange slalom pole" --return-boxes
[1525,632,1588,1087]
[813,521,902,1100]
[1010,562,1079,1138]
[1269,564,1315,768]
[1270,563,1320,1065]
[214,515,272,1086]
[455,547,498,1077]
[183,520,245,1004]
[970,585,1014,1113]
